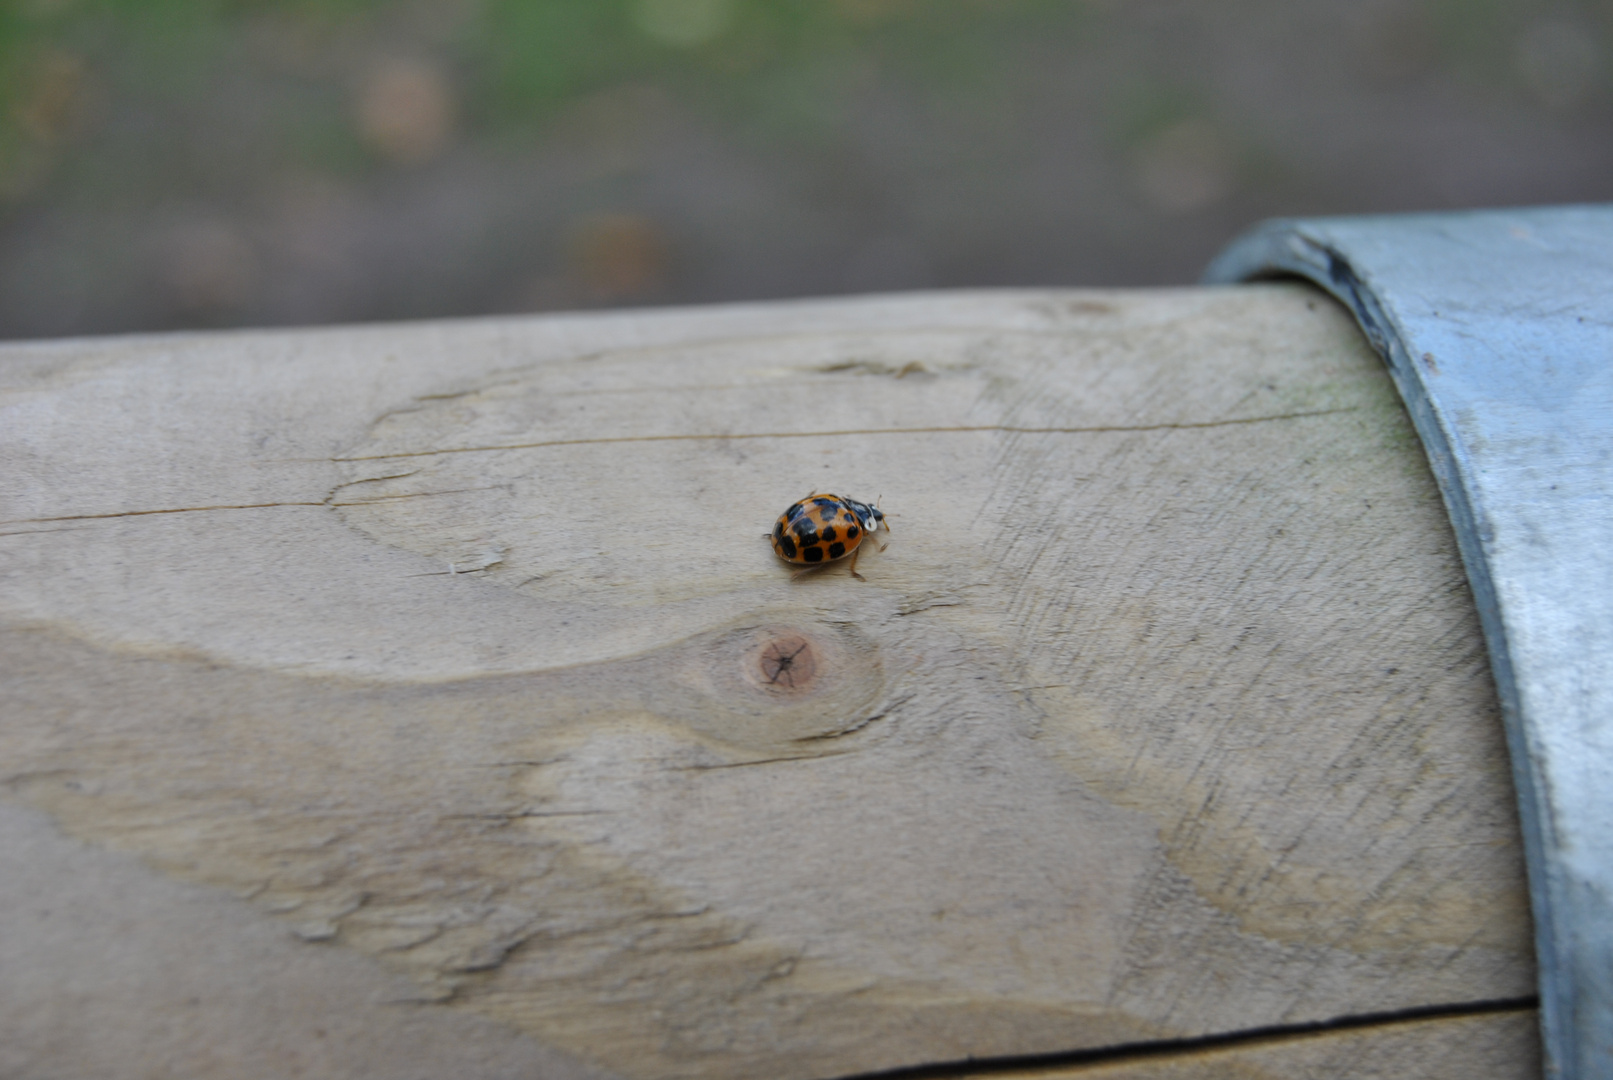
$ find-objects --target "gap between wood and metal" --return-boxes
[826,996,1539,1080]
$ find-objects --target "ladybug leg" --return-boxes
[846,546,866,582]
[791,563,827,581]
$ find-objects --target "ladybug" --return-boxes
[769,493,888,579]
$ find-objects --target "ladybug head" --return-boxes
[842,496,885,531]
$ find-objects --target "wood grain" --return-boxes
[0,286,1536,1078]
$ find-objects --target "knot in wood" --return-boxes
[754,635,817,691]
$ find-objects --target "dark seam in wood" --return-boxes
[0,501,327,525]
[0,525,100,536]
[328,485,508,506]
[793,713,885,743]
[329,408,1358,462]
[439,810,608,820]
[823,996,1539,1080]
[0,408,1354,523]
[0,485,503,526]
[668,752,856,771]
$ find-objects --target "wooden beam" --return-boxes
[0,286,1535,1078]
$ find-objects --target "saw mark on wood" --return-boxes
[330,408,1358,462]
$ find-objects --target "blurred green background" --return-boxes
[0,0,1608,338]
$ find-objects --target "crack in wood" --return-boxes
[328,485,510,507]
[668,751,857,771]
[0,485,508,527]
[0,501,327,526]
[330,408,1358,462]
[823,996,1540,1080]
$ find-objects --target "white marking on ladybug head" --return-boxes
[841,497,883,532]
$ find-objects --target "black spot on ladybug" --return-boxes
[802,545,824,563]
[820,525,837,543]
[796,524,819,547]
[846,525,859,540]
[828,541,846,559]
[786,502,805,521]
[773,520,784,539]
[813,497,839,513]
[779,535,797,558]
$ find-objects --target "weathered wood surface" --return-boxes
[0,286,1536,1079]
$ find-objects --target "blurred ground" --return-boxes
[0,0,1608,339]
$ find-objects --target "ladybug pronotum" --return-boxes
[769,493,888,580]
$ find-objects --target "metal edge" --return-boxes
[1203,220,1564,1075]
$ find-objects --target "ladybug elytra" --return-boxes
[769,493,888,579]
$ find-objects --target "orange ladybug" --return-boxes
[770,493,888,579]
